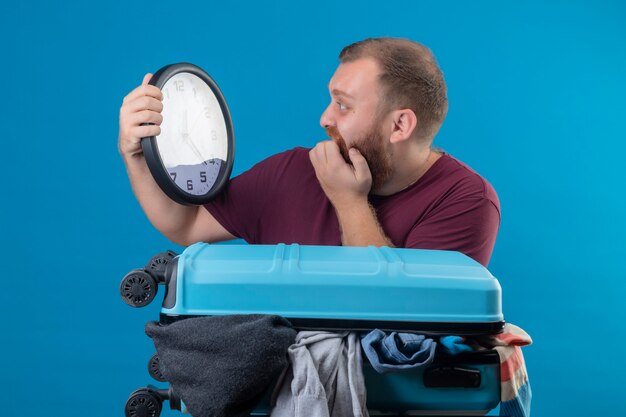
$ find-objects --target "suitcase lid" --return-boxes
[161,243,504,335]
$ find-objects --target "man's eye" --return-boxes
[337,101,348,111]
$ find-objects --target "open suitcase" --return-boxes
[120,243,505,417]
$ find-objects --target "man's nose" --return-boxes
[320,104,334,128]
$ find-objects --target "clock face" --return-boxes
[156,72,229,196]
[142,63,234,205]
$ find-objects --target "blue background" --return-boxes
[1,1,624,416]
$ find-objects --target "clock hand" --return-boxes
[182,132,208,166]
[190,142,209,166]
[182,109,189,136]
[179,108,204,164]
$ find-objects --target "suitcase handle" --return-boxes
[424,365,482,388]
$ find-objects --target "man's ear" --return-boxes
[389,109,418,144]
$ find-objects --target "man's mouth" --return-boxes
[325,126,342,142]
[325,126,351,164]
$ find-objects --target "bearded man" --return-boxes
[118,38,500,267]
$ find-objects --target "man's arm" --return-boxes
[333,200,393,247]
[309,141,392,247]
[119,74,235,246]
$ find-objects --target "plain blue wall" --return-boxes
[1,1,624,416]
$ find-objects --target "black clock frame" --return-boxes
[141,63,235,205]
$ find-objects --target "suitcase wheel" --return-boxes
[145,250,177,282]
[148,353,166,382]
[125,388,162,417]
[120,269,158,307]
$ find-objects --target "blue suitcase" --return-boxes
[121,243,504,416]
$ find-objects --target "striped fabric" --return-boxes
[476,323,533,417]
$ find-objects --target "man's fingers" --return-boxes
[320,141,329,164]
[309,147,319,166]
[323,141,345,166]
[309,140,372,205]
[123,81,163,104]
[310,141,328,165]
[125,96,164,114]
[119,124,162,155]
[311,140,357,174]
[127,110,163,127]
[119,110,162,144]
[119,74,161,157]
[348,148,372,181]
[132,124,161,139]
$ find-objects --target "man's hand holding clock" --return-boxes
[119,73,163,159]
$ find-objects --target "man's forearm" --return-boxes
[334,199,393,247]
[123,154,199,244]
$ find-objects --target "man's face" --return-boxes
[320,58,393,190]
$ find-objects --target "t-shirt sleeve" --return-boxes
[203,157,275,243]
[404,197,501,267]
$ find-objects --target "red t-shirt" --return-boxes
[205,147,500,267]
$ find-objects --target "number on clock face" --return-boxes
[167,158,222,195]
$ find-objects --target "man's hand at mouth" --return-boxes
[309,140,372,210]
[309,140,392,248]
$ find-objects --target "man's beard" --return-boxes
[325,124,393,192]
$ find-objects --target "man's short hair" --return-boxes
[339,38,448,141]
